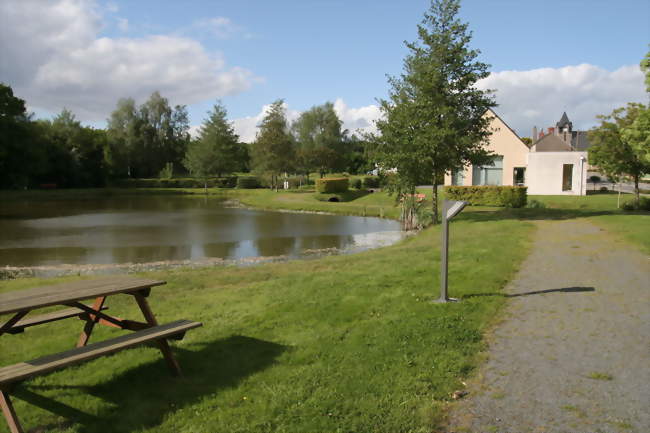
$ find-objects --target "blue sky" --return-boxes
[1,0,647,139]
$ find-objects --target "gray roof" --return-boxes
[534,134,573,152]
[571,131,591,151]
[556,112,572,129]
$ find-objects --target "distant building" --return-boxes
[443,111,588,195]
[531,112,591,152]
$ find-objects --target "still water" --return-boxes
[0,196,401,267]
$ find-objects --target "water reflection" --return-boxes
[0,196,402,267]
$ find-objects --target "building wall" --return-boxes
[444,110,529,186]
[526,151,588,195]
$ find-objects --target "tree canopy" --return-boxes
[183,101,241,191]
[292,102,347,177]
[589,103,650,201]
[250,100,295,190]
[370,0,495,224]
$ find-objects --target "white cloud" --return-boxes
[193,16,253,40]
[333,98,382,136]
[478,64,646,136]
[231,102,300,143]
[0,0,258,121]
[231,100,381,143]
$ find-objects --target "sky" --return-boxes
[1,0,648,141]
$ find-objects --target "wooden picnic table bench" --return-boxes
[0,276,202,433]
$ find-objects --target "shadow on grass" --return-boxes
[15,335,288,433]
[457,207,616,223]
[313,190,372,203]
[464,286,595,299]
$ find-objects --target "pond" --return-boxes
[0,195,402,268]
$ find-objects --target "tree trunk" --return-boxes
[204,180,207,194]
[634,174,640,203]
[432,176,439,225]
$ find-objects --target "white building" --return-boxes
[444,111,591,196]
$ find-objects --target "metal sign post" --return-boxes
[436,200,468,303]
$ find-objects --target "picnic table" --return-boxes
[0,276,202,433]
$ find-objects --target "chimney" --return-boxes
[548,127,555,135]
[532,126,538,142]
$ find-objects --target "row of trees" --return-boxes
[0,84,372,190]
[0,86,195,188]
[1,85,110,189]
[184,100,370,190]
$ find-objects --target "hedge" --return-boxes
[316,177,349,193]
[114,177,237,188]
[444,185,527,208]
[362,176,380,189]
[236,176,260,189]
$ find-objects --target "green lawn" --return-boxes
[0,188,647,432]
[0,204,533,433]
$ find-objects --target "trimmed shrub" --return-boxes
[362,176,380,189]
[444,185,527,208]
[114,177,237,189]
[316,177,349,193]
[350,178,362,189]
[237,176,260,189]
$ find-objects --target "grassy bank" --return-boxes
[0,188,647,432]
[0,214,533,433]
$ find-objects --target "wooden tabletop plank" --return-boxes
[0,277,165,315]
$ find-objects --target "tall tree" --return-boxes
[0,83,43,188]
[292,102,347,177]
[107,97,142,177]
[192,101,241,177]
[589,103,650,202]
[370,0,495,224]
[250,100,295,190]
[107,92,190,178]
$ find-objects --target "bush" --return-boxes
[525,199,546,209]
[362,176,380,189]
[444,185,528,208]
[237,176,260,189]
[350,178,362,189]
[114,177,237,189]
[316,177,349,193]
[622,197,650,211]
[159,162,173,179]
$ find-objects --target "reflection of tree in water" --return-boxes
[297,235,352,251]
[254,237,297,257]
[202,241,238,259]
[111,245,190,263]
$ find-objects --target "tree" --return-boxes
[588,103,650,202]
[183,139,220,193]
[370,0,495,224]
[641,49,650,94]
[0,83,44,188]
[107,97,142,177]
[191,102,241,177]
[107,92,190,178]
[292,102,347,177]
[250,100,295,190]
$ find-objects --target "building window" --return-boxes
[562,164,573,191]
[472,156,503,186]
[451,169,464,186]
[513,167,525,186]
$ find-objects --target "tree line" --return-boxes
[0,83,372,190]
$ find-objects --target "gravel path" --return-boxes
[447,219,650,433]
